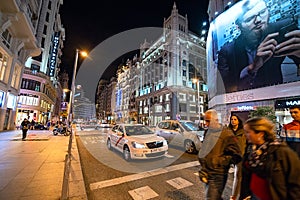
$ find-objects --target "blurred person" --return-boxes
[228,114,247,200]
[31,119,35,130]
[217,0,300,93]
[21,118,30,140]
[240,117,300,200]
[281,105,300,157]
[198,109,242,200]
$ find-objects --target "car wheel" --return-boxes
[53,130,58,136]
[107,139,112,150]
[123,146,131,161]
[184,140,196,154]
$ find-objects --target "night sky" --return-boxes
[60,0,209,81]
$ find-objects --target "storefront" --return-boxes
[275,97,300,125]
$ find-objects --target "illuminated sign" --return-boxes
[7,94,16,109]
[61,102,68,110]
[286,101,300,106]
[231,105,256,111]
[0,91,4,107]
[275,99,300,108]
[116,89,122,107]
[48,32,60,77]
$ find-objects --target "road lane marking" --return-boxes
[166,177,193,189]
[128,186,158,200]
[90,161,199,190]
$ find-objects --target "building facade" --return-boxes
[111,3,208,126]
[16,0,65,126]
[0,0,41,130]
[74,85,96,121]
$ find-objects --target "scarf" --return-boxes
[246,142,270,179]
[246,140,281,178]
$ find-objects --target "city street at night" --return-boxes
[76,128,234,199]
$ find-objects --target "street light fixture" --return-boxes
[192,78,201,124]
[67,49,87,124]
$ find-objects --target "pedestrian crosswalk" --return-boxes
[128,177,195,200]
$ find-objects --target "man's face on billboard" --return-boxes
[240,0,269,41]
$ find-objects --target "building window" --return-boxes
[190,105,196,113]
[0,52,8,81]
[11,65,21,89]
[199,96,204,104]
[46,12,50,22]
[41,37,45,48]
[179,93,186,101]
[48,1,52,9]
[179,103,187,112]
[20,78,41,92]
[43,25,47,34]
[1,29,12,49]
[165,104,170,112]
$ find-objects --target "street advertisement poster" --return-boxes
[206,0,300,99]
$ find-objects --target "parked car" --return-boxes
[99,122,113,128]
[155,120,204,154]
[80,122,101,130]
[106,124,168,161]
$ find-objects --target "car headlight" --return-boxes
[132,142,146,148]
[163,140,168,146]
[197,135,203,142]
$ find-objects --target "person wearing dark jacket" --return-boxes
[228,114,247,200]
[198,109,242,200]
[21,118,30,140]
[240,117,300,200]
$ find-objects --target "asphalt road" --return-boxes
[76,129,234,200]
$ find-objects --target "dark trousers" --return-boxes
[205,173,228,200]
[22,129,28,139]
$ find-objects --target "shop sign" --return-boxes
[48,32,60,77]
[231,105,256,111]
[275,99,300,108]
[286,100,300,106]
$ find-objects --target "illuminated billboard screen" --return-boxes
[206,0,300,98]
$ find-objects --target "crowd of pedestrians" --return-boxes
[198,106,300,200]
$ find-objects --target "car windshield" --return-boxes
[180,121,200,131]
[125,125,154,136]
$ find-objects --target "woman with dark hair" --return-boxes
[240,117,300,200]
[229,114,247,200]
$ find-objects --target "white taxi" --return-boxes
[106,124,168,161]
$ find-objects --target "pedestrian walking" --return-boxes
[21,118,30,140]
[198,109,242,200]
[280,105,300,157]
[240,117,300,200]
[228,114,247,200]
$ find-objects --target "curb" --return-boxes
[69,132,88,199]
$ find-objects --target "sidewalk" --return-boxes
[0,129,87,200]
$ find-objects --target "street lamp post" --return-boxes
[67,49,87,124]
